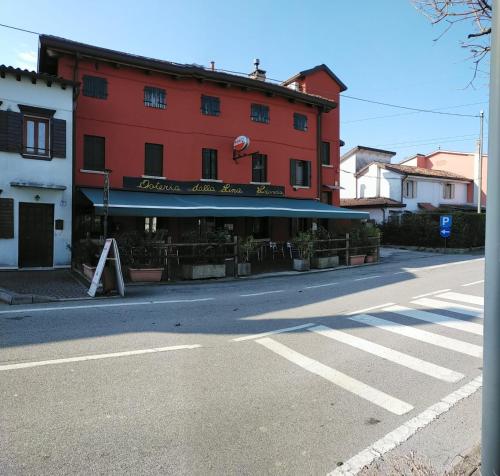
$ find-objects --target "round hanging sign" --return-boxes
[233,135,250,152]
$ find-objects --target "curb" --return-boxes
[383,245,485,255]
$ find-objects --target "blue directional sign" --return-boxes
[440,228,451,239]
[440,215,453,229]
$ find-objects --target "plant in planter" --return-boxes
[72,238,100,280]
[311,226,340,269]
[117,230,165,282]
[237,235,257,276]
[292,231,314,271]
[349,223,380,266]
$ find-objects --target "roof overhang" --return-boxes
[39,35,337,111]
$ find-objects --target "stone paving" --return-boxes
[0,269,88,301]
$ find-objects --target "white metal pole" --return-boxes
[482,1,500,474]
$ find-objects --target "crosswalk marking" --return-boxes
[231,323,316,342]
[349,314,482,358]
[412,297,483,319]
[256,337,414,415]
[384,305,483,336]
[309,325,464,383]
[437,292,484,307]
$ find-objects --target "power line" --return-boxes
[375,133,478,148]
[0,23,40,36]
[341,94,480,118]
[342,101,488,124]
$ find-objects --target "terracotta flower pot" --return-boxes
[82,263,96,280]
[349,255,366,266]
[365,255,375,263]
[128,268,163,282]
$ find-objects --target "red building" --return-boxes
[38,35,366,243]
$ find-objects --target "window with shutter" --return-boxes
[293,113,308,131]
[0,198,14,239]
[252,154,267,183]
[290,159,311,187]
[144,143,164,177]
[83,135,105,171]
[144,87,166,109]
[23,116,50,158]
[321,142,330,165]
[51,119,66,158]
[201,95,220,116]
[250,104,270,123]
[83,76,108,99]
[202,148,218,180]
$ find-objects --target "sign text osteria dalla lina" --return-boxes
[122,177,285,197]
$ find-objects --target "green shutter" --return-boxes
[306,161,312,187]
[290,159,296,185]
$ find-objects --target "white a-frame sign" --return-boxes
[87,238,125,297]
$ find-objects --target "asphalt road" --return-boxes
[0,250,485,475]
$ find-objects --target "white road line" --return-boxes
[256,337,413,415]
[393,271,407,275]
[310,325,464,383]
[412,289,451,299]
[349,314,482,358]
[329,375,483,475]
[240,290,285,297]
[231,323,316,342]
[0,298,215,315]
[437,291,484,307]
[347,303,395,316]
[385,304,483,336]
[0,344,202,371]
[462,280,484,287]
[304,282,339,289]
[354,275,381,282]
[404,257,484,272]
[412,297,483,319]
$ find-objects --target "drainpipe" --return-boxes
[316,106,323,201]
[71,54,80,267]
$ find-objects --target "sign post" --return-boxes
[439,215,452,248]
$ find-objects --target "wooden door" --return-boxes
[18,202,54,268]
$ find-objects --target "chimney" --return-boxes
[249,58,266,81]
[210,61,215,71]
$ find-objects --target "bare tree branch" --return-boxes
[412,0,491,86]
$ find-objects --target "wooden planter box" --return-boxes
[293,258,310,272]
[129,268,163,282]
[237,262,251,276]
[349,255,366,266]
[82,263,96,280]
[181,264,226,280]
[311,256,340,269]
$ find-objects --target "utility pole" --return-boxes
[482,1,499,474]
[477,110,484,214]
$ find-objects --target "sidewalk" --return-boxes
[0,269,89,304]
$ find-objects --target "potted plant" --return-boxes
[181,228,227,280]
[349,223,380,266]
[292,231,314,271]
[117,230,165,282]
[73,238,100,280]
[311,226,340,269]
[237,235,256,276]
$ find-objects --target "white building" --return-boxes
[0,66,75,268]
[339,146,472,223]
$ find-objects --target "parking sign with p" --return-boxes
[440,215,452,229]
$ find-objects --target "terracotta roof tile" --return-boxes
[341,198,406,208]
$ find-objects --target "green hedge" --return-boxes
[380,212,485,248]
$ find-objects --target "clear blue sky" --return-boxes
[0,0,489,161]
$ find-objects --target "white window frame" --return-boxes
[443,183,455,199]
[403,179,417,199]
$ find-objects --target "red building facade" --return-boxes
[38,36,362,242]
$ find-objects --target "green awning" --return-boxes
[80,188,369,219]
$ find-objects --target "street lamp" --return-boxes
[80,168,112,239]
